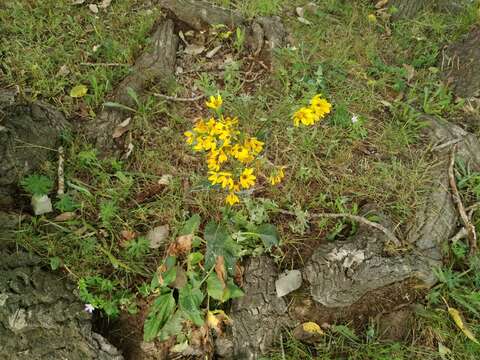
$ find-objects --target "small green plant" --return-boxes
[233,26,245,53]
[21,174,53,196]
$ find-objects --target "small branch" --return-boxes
[80,62,129,67]
[448,144,477,254]
[57,146,65,196]
[431,138,462,152]
[450,227,467,243]
[277,209,401,246]
[153,93,206,102]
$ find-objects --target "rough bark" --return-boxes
[304,116,480,308]
[0,251,123,360]
[390,0,470,19]
[443,26,480,98]
[215,256,291,360]
[0,93,68,208]
[89,19,178,154]
[157,0,244,30]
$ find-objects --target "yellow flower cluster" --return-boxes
[184,95,271,205]
[293,94,332,127]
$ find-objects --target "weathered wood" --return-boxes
[157,0,244,30]
[90,19,178,153]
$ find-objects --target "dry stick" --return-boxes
[80,62,129,67]
[153,93,206,102]
[277,209,401,246]
[448,144,477,254]
[57,146,65,196]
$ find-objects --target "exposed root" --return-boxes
[153,93,205,102]
[57,146,65,196]
[277,209,401,247]
[448,144,477,254]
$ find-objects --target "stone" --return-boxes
[275,269,302,297]
[31,194,53,215]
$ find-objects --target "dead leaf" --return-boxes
[293,322,324,344]
[448,306,479,344]
[89,4,99,13]
[146,225,169,249]
[184,44,205,56]
[92,44,101,52]
[176,234,193,254]
[403,64,415,82]
[375,0,389,9]
[72,0,85,4]
[438,342,452,360]
[295,7,305,18]
[297,17,312,25]
[99,0,112,9]
[206,45,222,59]
[158,174,172,186]
[121,229,136,241]
[234,263,244,287]
[171,266,187,289]
[124,142,134,159]
[215,256,226,288]
[112,117,131,138]
[54,212,75,221]
[134,183,166,203]
[206,310,231,335]
[56,65,70,77]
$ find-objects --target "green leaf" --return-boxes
[226,279,244,299]
[204,222,239,275]
[70,84,88,98]
[54,194,80,212]
[157,310,186,341]
[206,273,225,301]
[126,87,140,106]
[180,214,201,236]
[49,257,61,270]
[255,223,279,249]
[143,292,176,342]
[21,174,53,196]
[162,266,177,287]
[188,252,204,266]
[178,283,204,326]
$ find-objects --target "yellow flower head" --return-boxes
[245,137,264,155]
[309,95,332,120]
[269,167,285,185]
[239,168,256,189]
[193,119,209,134]
[225,192,240,206]
[293,107,315,127]
[184,131,195,145]
[206,94,223,110]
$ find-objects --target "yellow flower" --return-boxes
[218,151,228,164]
[293,107,315,127]
[206,94,223,110]
[225,192,239,206]
[208,171,220,185]
[269,167,285,185]
[230,144,251,163]
[207,156,220,171]
[193,119,209,134]
[217,172,234,189]
[239,168,256,189]
[244,137,264,155]
[184,131,195,145]
[309,95,332,120]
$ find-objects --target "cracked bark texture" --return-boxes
[0,95,68,208]
[89,19,178,154]
[0,252,123,360]
[390,0,470,19]
[216,256,291,359]
[304,117,480,308]
[443,26,480,98]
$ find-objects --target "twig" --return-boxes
[80,62,129,67]
[153,93,206,102]
[277,209,401,246]
[448,144,477,254]
[431,138,462,152]
[57,146,65,196]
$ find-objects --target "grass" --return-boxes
[3,0,480,357]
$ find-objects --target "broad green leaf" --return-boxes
[188,252,204,266]
[70,84,88,98]
[157,310,185,341]
[180,214,201,236]
[179,283,204,326]
[49,257,61,270]
[162,266,177,287]
[206,273,225,301]
[143,292,176,342]
[204,221,239,275]
[226,279,244,299]
[255,223,280,249]
[126,87,140,106]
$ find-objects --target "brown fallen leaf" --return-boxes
[99,0,112,9]
[403,64,415,82]
[293,321,325,344]
[134,183,167,203]
[121,229,136,241]
[112,117,131,138]
[54,212,75,221]
[234,262,244,287]
[89,4,99,13]
[176,234,193,254]
[146,225,169,249]
[375,0,390,9]
[184,44,205,56]
[215,256,226,288]
[206,310,232,335]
